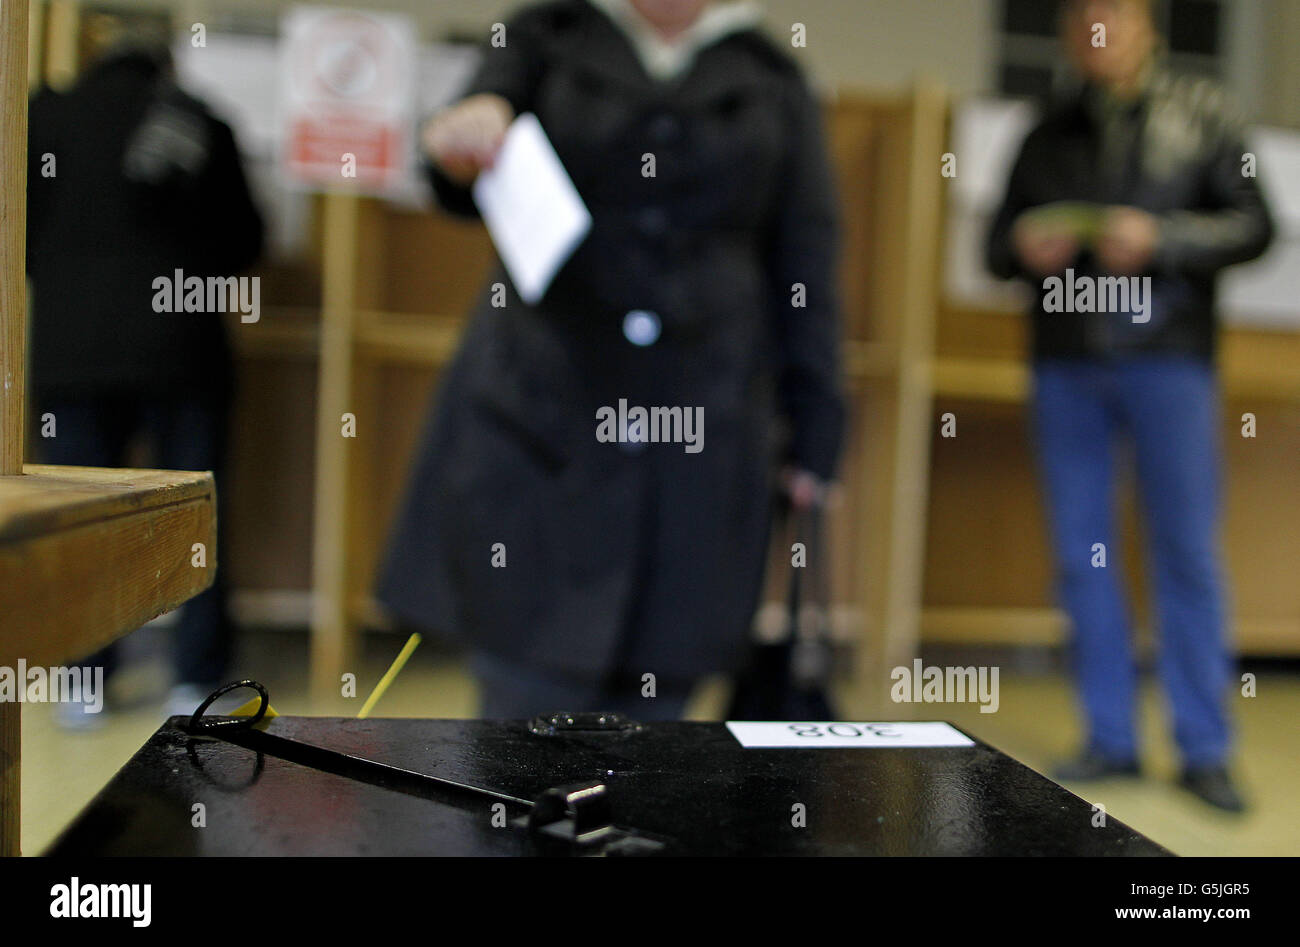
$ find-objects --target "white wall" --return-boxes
[112,0,1297,123]
[179,0,997,95]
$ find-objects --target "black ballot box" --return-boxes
[47,715,1172,856]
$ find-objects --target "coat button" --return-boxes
[648,113,682,144]
[637,206,669,237]
[623,309,661,347]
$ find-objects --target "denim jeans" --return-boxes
[37,392,233,688]
[1031,356,1231,767]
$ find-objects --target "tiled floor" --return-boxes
[19,628,1299,856]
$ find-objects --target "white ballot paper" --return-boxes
[472,113,592,305]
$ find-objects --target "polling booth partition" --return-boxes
[0,0,218,856]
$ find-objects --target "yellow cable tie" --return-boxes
[228,696,278,720]
[357,633,423,719]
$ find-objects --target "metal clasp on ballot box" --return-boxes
[520,712,664,855]
[184,685,668,855]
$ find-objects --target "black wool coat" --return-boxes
[378,0,844,683]
[26,52,264,400]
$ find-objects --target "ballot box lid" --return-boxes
[48,716,1172,856]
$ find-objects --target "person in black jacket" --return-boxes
[986,0,1273,811]
[378,0,844,719]
[27,31,264,725]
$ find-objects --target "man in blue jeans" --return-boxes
[986,0,1274,811]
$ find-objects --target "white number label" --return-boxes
[725,721,974,748]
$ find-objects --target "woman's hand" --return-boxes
[1096,206,1160,275]
[1011,212,1080,277]
[781,466,830,513]
[421,93,515,186]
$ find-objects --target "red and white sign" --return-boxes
[280,6,416,192]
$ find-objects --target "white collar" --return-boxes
[587,0,763,81]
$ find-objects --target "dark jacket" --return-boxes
[986,65,1274,361]
[27,51,264,399]
[379,0,844,682]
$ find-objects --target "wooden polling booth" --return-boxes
[242,75,1297,708]
[0,0,217,856]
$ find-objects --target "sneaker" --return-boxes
[1178,766,1247,813]
[1051,749,1141,782]
[54,695,108,732]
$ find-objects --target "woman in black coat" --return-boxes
[378,0,844,719]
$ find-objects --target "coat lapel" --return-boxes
[560,1,771,109]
